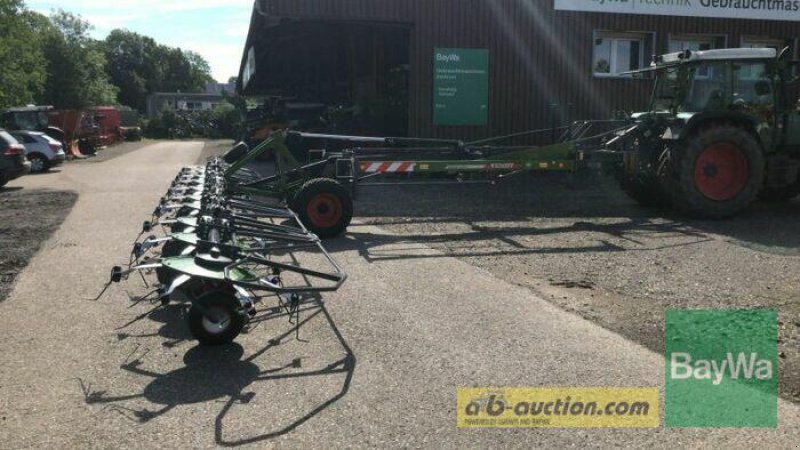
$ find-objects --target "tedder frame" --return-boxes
[221,122,628,238]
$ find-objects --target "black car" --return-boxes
[0,129,31,187]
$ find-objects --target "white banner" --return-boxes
[554,0,800,22]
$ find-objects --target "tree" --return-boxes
[0,1,48,108]
[104,29,215,112]
[41,10,118,108]
[104,29,161,111]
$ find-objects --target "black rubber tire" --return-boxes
[79,140,97,155]
[618,147,672,208]
[292,178,353,239]
[667,125,764,219]
[156,265,178,286]
[175,206,195,218]
[170,223,189,233]
[619,175,668,207]
[157,241,190,285]
[28,154,50,173]
[187,292,247,346]
[222,142,249,164]
[161,240,189,258]
[758,180,800,203]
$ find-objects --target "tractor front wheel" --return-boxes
[187,292,247,346]
[619,174,669,207]
[758,179,800,203]
[292,178,353,238]
[668,125,764,219]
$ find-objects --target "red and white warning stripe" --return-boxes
[360,161,417,173]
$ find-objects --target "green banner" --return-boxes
[433,48,489,126]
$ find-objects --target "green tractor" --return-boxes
[617,47,800,218]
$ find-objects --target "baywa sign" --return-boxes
[555,0,800,22]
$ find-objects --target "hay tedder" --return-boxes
[104,47,800,346]
[101,146,348,346]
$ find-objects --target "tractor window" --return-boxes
[732,62,774,110]
[11,112,42,131]
[652,69,680,111]
[682,63,729,112]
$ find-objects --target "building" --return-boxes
[145,82,236,118]
[238,0,800,141]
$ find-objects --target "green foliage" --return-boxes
[104,29,214,112]
[0,0,47,108]
[41,10,118,108]
[213,102,245,140]
[144,101,244,140]
[1,6,215,115]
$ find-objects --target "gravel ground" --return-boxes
[0,140,156,304]
[0,188,77,303]
[354,172,800,404]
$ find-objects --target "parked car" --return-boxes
[9,131,67,173]
[0,129,31,187]
[9,130,65,173]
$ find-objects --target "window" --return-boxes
[593,31,652,78]
[733,62,774,107]
[741,37,785,51]
[668,34,726,54]
[669,34,726,78]
[11,134,36,144]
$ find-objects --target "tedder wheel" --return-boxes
[187,291,247,346]
[292,178,353,239]
[161,240,189,258]
[28,154,50,173]
[175,206,195,218]
[667,125,764,219]
[157,241,190,285]
[171,223,190,233]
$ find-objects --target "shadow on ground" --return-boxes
[79,299,355,447]
[353,171,800,253]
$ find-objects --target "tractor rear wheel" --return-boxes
[292,178,353,238]
[667,125,764,219]
[187,291,247,346]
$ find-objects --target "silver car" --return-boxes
[10,131,66,173]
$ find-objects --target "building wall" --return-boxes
[257,0,800,141]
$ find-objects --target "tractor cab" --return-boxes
[650,48,777,113]
[620,48,800,217]
[1,106,66,147]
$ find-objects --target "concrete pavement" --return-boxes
[0,141,797,448]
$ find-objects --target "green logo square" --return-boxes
[665,309,777,428]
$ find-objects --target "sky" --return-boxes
[25,0,254,82]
